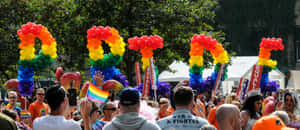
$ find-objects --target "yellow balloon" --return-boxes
[20,46,35,60]
[89,46,104,61]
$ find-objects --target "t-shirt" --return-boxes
[6,104,22,116]
[92,120,106,130]
[157,109,209,130]
[0,113,18,130]
[28,101,50,121]
[33,115,81,130]
[208,107,219,130]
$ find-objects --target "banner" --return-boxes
[248,64,263,93]
[135,62,142,86]
[213,64,227,95]
[150,58,157,90]
[240,79,249,104]
[142,67,151,98]
[237,77,244,97]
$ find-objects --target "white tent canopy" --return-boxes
[159,56,285,95]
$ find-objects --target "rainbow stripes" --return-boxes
[87,84,109,103]
[20,111,31,118]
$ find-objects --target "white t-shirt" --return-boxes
[33,115,81,130]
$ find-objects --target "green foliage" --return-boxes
[216,0,295,71]
[0,0,231,85]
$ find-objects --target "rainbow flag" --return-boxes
[87,83,109,103]
[20,111,31,118]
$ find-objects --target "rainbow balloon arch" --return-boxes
[189,34,229,95]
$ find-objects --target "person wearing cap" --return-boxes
[102,88,161,130]
[157,86,209,130]
[252,115,295,130]
[157,98,173,120]
[216,104,240,130]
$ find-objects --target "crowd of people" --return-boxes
[0,77,300,130]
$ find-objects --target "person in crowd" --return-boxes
[208,95,225,130]
[2,109,31,130]
[193,92,206,118]
[0,112,18,130]
[240,92,263,130]
[6,91,22,118]
[20,110,31,128]
[28,88,50,122]
[157,98,172,119]
[252,115,294,130]
[225,93,236,104]
[200,124,217,130]
[157,86,208,130]
[72,111,81,122]
[33,87,82,130]
[216,104,240,130]
[101,101,117,122]
[205,102,214,118]
[271,111,290,126]
[282,91,300,123]
[103,88,160,130]
[88,101,106,130]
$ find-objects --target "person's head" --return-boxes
[119,88,141,113]
[35,88,45,103]
[7,91,17,106]
[216,104,240,130]
[159,98,169,110]
[73,111,81,121]
[242,93,263,118]
[45,87,68,114]
[214,96,225,106]
[103,101,117,120]
[271,111,290,125]
[20,111,31,124]
[2,109,17,121]
[283,92,299,112]
[89,101,101,123]
[200,124,217,130]
[173,86,194,110]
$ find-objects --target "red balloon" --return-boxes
[79,81,90,98]
[4,79,19,91]
[56,67,64,83]
[60,72,81,91]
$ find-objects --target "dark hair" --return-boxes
[2,109,17,121]
[45,87,66,111]
[173,86,194,106]
[213,96,225,106]
[242,94,263,119]
[89,101,100,116]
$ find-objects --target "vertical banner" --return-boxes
[237,77,244,97]
[240,79,249,104]
[248,64,263,93]
[135,62,142,86]
[150,58,157,90]
[142,67,151,98]
[213,64,227,95]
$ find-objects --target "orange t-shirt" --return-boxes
[158,107,173,119]
[208,107,219,130]
[28,101,50,121]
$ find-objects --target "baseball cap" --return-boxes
[253,115,295,130]
[119,88,141,106]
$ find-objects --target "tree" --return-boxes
[216,0,295,71]
[0,0,231,86]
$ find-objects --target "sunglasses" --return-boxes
[9,96,17,99]
[103,108,117,111]
[159,102,168,105]
[37,93,45,96]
